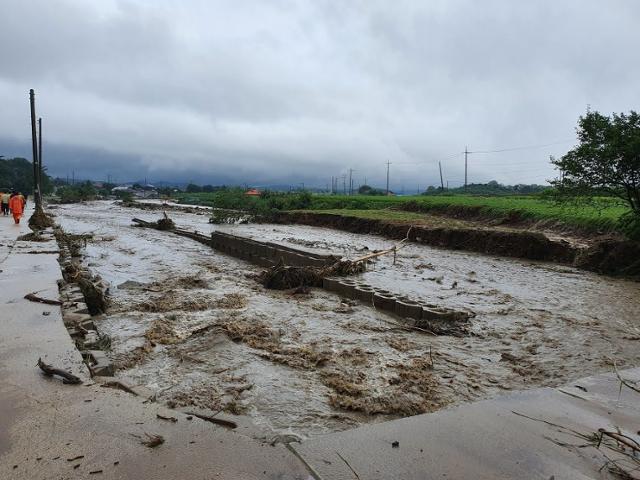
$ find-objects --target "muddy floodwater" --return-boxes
[53,201,640,440]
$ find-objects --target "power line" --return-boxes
[395,151,463,166]
[468,139,574,154]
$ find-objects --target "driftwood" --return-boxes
[186,411,237,429]
[25,293,63,306]
[351,226,414,266]
[597,429,640,453]
[132,215,175,231]
[37,358,82,384]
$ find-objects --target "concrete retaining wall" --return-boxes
[136,221,473,334]
[322,276,472,333]
[208,230,337,268]
[56,232,115,377]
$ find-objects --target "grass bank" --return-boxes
[175,191,632,237]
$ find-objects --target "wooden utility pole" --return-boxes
[439,161,444,191]
[386,160,391,195]
[348,169,354,195]
[464,146,468,191]
[29,89,41,207]
[38,117,43,204]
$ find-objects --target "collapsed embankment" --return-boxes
[276,211,640,277]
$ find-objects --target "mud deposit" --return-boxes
[54,201,640,439]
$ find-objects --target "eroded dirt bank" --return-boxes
[52,201,640,440]
[276,211,640,277]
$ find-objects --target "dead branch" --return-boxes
[25,293,62,306]
[351,226,414,264]
[36,358,82,384]
[378,316,437,336]
[156,414,178,423]
[598,429,640,453]
[511,411,591,440]
[613,361,640,394]
[185,411,237,429]
[100,380,137,395]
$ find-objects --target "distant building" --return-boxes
[112,185,158,198]
[245,188,262,196]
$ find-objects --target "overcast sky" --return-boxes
[1,0,639,190]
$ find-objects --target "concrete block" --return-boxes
[62,311,92,326]
[373,288,392,296]
[373,293,396,312]
[66,327,83,338]
[83,330,101,349]
[395,300,422,319]
[322,277,341,292]
[337,281,357,298]
[355,286,375,303]
[273,249,288,262]
[87,350,114,377]
[80,319,97,331]
[255,256,274,267]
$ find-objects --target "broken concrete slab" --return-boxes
[292,368,640,480]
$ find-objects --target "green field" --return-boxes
[175,191,632,237]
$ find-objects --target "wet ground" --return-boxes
[52,201,640,440]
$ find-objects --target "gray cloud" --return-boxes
[1,0,639,190]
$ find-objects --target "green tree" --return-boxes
[0,157,43,194]
[553,111,640,214]
[358,185,384,195]
[57,181,96,203]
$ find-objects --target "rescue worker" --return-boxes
[0,191,9,215]
[8,191,25,224]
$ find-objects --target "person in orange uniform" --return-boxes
[9,191,25,224]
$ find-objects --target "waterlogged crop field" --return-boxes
[54,201,640,440]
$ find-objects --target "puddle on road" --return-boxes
[55,201,640,440]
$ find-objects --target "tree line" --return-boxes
[0,157,53,195]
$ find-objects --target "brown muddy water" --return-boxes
[53,201,640,440]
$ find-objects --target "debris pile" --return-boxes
[156,212,176,230]
[28,205,55,229]
[259,261,323,290]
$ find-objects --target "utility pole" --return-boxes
[348,169,354,195]
[342,175,346,195]
[29,89,41,208]
[464,146,468,191]
[385,160,391,195]
[38,117,43,204]
[439,161,444,191]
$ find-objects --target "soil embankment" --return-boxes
[276,211,640,277]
